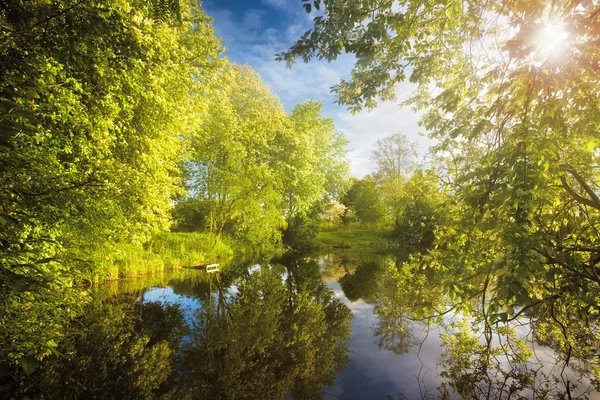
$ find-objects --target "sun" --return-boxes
[536,20,569,60]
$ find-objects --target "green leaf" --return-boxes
[0,211,18,226]
[19,356,38,376]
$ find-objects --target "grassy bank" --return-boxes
[97,232,234,280]
[312,227,393,255]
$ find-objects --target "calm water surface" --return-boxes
[114,252,599,399]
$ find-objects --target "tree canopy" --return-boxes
[179,64,348,249]
[0,0,222,369]
[282,0,600,390]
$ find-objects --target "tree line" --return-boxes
[0,0,347,375]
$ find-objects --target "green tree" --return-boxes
[341,176,385,226]
[282,0,600,382]
[0,0,222,368]
[393,169,446,251]
[280,101,349,248]
[371,133,416,226]
[183,64,289,248]
[3,297,187,399]
[182,70,348,249]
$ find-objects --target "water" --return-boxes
[23,251,599,399]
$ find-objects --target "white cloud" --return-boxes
[336,82,436,177]
[242,9,264,30]
[261,0,292,9]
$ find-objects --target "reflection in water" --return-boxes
[5,253,600,399]
[181,262,352,400]
[324,253,600,399]
[3,257,352,400]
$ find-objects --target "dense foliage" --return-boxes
[0,0,224,372]
[0,0,349,380]
[178,68,348,249]
[283,0,600,396]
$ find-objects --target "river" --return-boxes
[25,251,600,399]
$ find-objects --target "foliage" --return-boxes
[96,232,234,279]
[321,200,346,228]
[371,133,415,182]
[313,228,391,255]
[341,176,385,225]
[0,0,222,369]
[283,0,600,390]
[338,258,387,303]
[371,133,416,226]
[282,201,324,250]
[182,64,289,249]
[392,169,447,252]
[181,68,348,249]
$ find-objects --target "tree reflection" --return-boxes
[2,260,352,400]
[3,294,187,399]
[366,256,600,399]
[339,259,387,303]
[181,262,352,400]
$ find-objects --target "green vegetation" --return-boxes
[3,0,600,397]
[313,228,390,254]
[3,258,352,399]
[96,232,234,280]
[0,0,348,376]
[176,66,348,250]
[282,0,600,397]
[182,262,352,400]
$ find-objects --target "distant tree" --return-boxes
[371,133,416,226]
[392,169,446,251]
[371,133,415,183]
[183,64,289,248]
[341,176,385,226]
[183,74,349,248]
[322,201,346,228]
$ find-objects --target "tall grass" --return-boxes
[97,232,233,280]
[148,232,233,268]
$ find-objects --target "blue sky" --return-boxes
[202,0,432,177]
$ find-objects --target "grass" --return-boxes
[312,226,392,255]
[97,232,234,280]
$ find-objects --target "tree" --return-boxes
[371,133,415,183]
[322,200,346,228]
[280,100,349,247]
[0,0,222,368]
[281,0,600,386]
[282,100,349,219]
[341,176,385,226]
[181,69,348,249]
[4,297,187,399]
[183,64,289,249]
[392,169,446,252]
[371,133,416,226]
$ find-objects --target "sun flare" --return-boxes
[536,21,569,59]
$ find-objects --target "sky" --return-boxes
[202,0,434,178]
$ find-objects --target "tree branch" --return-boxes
[560,176,600,211]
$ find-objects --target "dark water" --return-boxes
[13,252,600,399]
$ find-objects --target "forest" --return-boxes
[1,0,600,399]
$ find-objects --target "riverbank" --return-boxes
[312,227,393,255]
[97,232,235,281]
